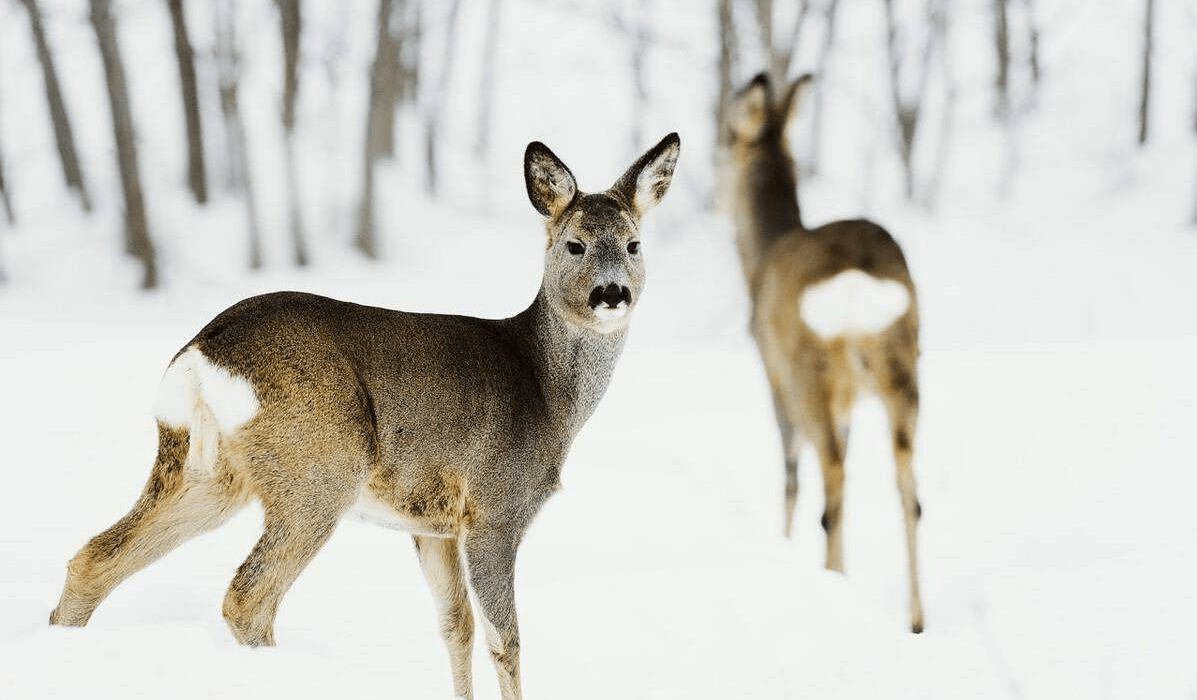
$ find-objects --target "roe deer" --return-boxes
[719,73,924,633]
[49,133,681,698]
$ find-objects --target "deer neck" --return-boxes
[730,145,804,287]
[509,287,627,439]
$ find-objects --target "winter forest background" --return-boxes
[3,1,1197,699]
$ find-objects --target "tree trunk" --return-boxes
[215,0,262,269]
[90,0,157,289]
[275,0,308,265]
[993,0,1010,120]
[167,0,207,204]
[807,0,840,174]
[423,0,462,197]
[1138,0,1153,145]
[20,0,91,212]
[622,0,651,156]
[374,0,402,159]
[715,0,737,154]
[0,137,13,227]
[1024,0,1040,87]
[357,0,399,259]
[474,0,503,159]
[883,0,944,201]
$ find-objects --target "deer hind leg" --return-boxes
[463,528,522,700]
[50,424,249,627]
[811,406,847,574]
[221,480,351,647]
[768,388,801,539]
[882,359,924,633]
[415,535,475,699]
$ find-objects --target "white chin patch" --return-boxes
[592,303,629,332]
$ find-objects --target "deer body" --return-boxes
[50,134,681,700]
[722,74,924,633]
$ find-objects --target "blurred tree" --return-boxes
[19,0,91,212]
[0,135,12,227]
[166,0,207,204]
[883,0,946,201]
[612,0,652,157]
[275,0,308,265]
[357,0,401,258]
[474,0,504,160]
[752,0,807,85]
[715,0,738,154]
[1138,0,1154,145]
[423,0,462,196]
[215,0,262,269]
[805,0,839,175]
[89,0,157,289]
[1023,0,1040,88]
[373,0,403,160]
[399,0,421,105]
[993,0,1010,120]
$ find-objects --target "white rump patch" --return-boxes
[154,347,260,469]
[799,270,910,339]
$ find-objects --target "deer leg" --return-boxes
[463,528,522,700]
[883,371,925,633]
[814,417,847,573]
[414,535,475,699]
[769,389,801,539]
[51,425,248,626]
[222,491,347,647]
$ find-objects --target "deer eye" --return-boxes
[566,241,585,255]
[627,241,641,254]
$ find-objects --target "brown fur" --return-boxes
[49,134,681,699]
[721,73,925,633]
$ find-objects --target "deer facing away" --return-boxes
[49,133,681,699]
[720,73,925,633]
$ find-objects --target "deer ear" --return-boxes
[727,72,772,139]
[778,73,815,129]
[610,132,681,217]
[524,142,578,218]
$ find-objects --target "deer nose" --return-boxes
[588,283,631,309]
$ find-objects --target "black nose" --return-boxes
[588,284,631,309]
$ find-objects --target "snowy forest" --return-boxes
[3,0,1197,698]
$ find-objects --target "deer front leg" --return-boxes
[414,535,475,699]
[463,528,522,700]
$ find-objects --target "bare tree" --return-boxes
[167,0,207,204]
[1023,0,1040,88]
[1138,0,1154,145]
[423,0,462,196]
[474,0,503,159]
[89,0,157,289]
[357,0,401,258]
[275,0,308,265]
[806,0,840,174]
[398,0,421,106]
[373,0,403,160]
[752,0,808,85]
[993,0,1010,120]
[611,0,652,157]
[715,0,738,154]
[0,133,13,227]
[883,0,946,200]
[19,0,91,211]
[215,0,262,269]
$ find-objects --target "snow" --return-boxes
[2,0,1197,698]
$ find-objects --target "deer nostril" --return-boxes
[589,284,631,309]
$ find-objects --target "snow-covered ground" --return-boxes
[3,0,1197,698]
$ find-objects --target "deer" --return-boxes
[49,133,681,699]
[718,72,925,633]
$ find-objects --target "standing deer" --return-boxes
[49,133,681,698]
[719,73,925,633]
